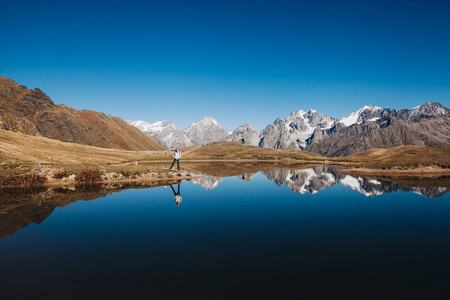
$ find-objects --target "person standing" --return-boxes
[170,148,181,170]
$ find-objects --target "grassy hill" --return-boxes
[345,145,450,169]
[0,76,163,151]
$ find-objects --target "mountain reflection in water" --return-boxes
[1,166,450,299]
[0,166,447,240]
[189,165,449,198]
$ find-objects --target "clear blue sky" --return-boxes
[1,0,449,131]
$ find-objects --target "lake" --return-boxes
[1,165,449,299]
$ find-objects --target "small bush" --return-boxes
[112,174,119,179]
[53,171,70,179]
[120,171,130,177]
[0,175,48,187]
[75,170,103,184]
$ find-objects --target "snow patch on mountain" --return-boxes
[339,105,383,126]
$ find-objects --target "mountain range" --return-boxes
[129,102,450,156]
[127,116,230,149]
[0,76,162,151]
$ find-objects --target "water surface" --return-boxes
[1,166,449,299]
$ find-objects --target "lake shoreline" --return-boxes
[0,169,202,189]
[2,160,449,189]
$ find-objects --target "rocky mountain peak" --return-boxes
[339,104,383,126]
[225,122,260,146]
[200,115,218,124]
[400,102,450,121]
[183,116,229,145]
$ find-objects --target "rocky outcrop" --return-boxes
[0,76,163,151]
[225,123,260,146]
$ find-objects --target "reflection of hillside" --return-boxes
[0,182,168,239]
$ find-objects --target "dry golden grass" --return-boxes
[0,129,165,166]
[344,145,450,169]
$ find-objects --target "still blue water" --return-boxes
[1,170,449,299]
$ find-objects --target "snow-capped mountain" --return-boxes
[183,116,230,146]
[259,109,336,150]
[127,116,230,149]
[128,102,449,153]
[306,102,450,157]
[338,102,449,127]
[339,105,384,126]
[126,119,193,149]
[396,102,450,121]
[225,123,260,146]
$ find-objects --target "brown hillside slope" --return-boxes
[0,76,163,151]
[345,145,450,169]
[0,129,159,166]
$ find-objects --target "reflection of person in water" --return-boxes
[170,183,182,207]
